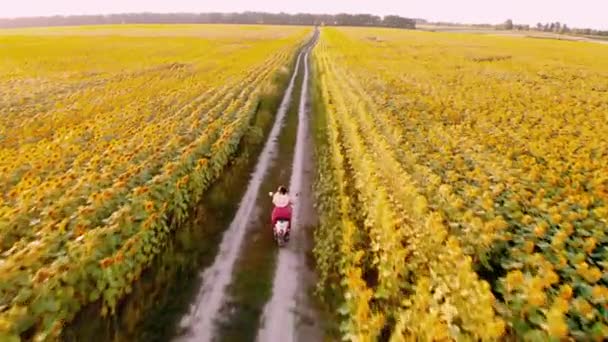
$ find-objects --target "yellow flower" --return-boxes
[521,215,533,225]
[134,186,150,195]
[527,287,546,307]
[197,158,208,167]
[591,285,608,302]
[583,267,603,284]
[488,320,506,338]
[551,231,567,248]
[552,298,570,313]
[522,241,535,254]
[562,222,574,235]
[102,189,114,200]
[7,188,19,199]
[534,223,547,237]
[573,298,594,319]
[542,270,559,287]
[113,180,127,188]
[88,192,102,204]
[56,218,70,232]
[546,308,568,338]
[559,284,573,300]
[584,237,597,253]
[506,270,525,292]
[144,201,155,213]
[555,255,568,270]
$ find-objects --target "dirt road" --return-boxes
[173,30,321,342]
[174,54,302,342]
[256,31,321,342]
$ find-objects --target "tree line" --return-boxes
[532,22,607,36]
[499,19,606,36]
[0,12,416,29]
[415,18,607,37]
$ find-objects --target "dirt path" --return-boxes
[173,50,304,342]
[256,32,322,342]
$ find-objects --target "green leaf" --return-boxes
[338,303,350,315]
[13,288,33,305]
[523,329,548,342]
[13,312,35,334]
[89,290,100,302]
[513,318,532,334]
[0,333,20,342]
[528,309,545,326]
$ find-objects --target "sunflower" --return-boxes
[546,307,568,338]
[134,186,150,195]
[144,201,155,213]
[505,270,524,292]
[99,257,114,268]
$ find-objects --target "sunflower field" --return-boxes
[312,27,608,340]
[0,24,310,340]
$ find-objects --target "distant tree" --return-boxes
[554,22,561,33]
[504,19,514,30]
[353,14,381,26]
[536,22,543,30]
[382,15,416,29]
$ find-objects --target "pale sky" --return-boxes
[1,0,606,30]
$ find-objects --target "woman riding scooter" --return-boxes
[271,186,293,240]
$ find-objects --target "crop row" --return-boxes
[0,29,310,340]
[312,27,608,340]
[313,34,504,340]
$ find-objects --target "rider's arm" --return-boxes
[272,193,280,207]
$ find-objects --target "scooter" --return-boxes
[273,219,290,247]
[269,191,297,247]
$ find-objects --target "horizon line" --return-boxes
[0,10,606,31]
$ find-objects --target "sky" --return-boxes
[1,0,606,30]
